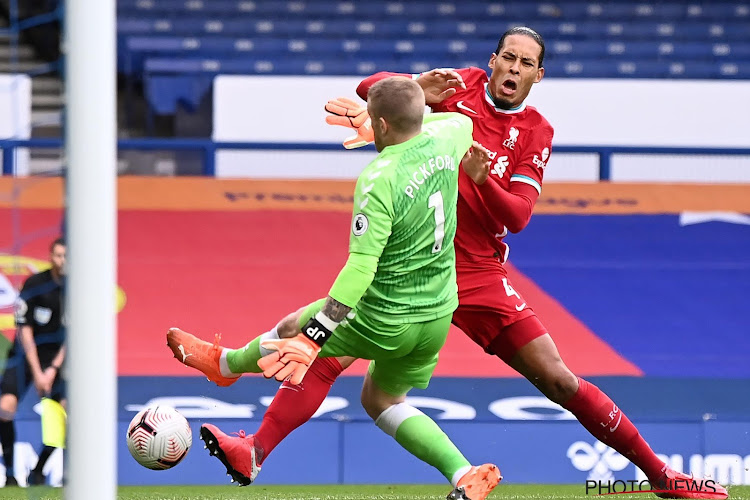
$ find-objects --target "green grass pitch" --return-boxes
[8,485,750,500]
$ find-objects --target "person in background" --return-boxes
[0,238,66,487]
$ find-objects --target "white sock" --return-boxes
[374,402,423,438]
[258,327,280,357]
[451,465,472,487]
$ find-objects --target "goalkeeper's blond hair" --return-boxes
[367,77,425,136]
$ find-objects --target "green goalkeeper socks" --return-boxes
[225,337,263,374]
[225,327,282,374]
[376,404,470,482]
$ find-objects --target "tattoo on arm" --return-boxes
[321,296,352,323]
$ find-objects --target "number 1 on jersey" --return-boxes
[428,191,445,253]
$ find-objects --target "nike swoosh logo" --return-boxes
[609,412,623,432]
[515,303,527,312]
[178,345,193,363]
[456,101,478,114]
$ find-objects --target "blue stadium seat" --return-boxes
[717,62,750,78]
[721,23,750,40]
[118,0,241,15]
[119,0,750,119]
[664,61,716,78]
[146,74,214,114]
[546,40,607,58]
[123,36,291,76]
[727,43,750,59]
[143,55,427,114]
[686,3,740,20]
[543,59,750,79]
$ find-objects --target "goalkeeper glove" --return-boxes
[258,312,335,385]
[325,97,374,149]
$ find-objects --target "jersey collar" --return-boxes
[484,83,526,114]
[381,130,428,153]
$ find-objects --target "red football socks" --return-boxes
[563,377,666,481]
[254,357,344,464]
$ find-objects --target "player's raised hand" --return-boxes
[258,333,322,385]
[416,68,467,104]
[462,141,492,185]
[325,97,374,149]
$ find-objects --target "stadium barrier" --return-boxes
[3,376,750,487]
[2,138,750,181]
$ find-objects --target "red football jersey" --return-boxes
[431,67,554,262]
[357,68,554,262]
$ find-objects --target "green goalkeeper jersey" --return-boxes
[346,112,473,324]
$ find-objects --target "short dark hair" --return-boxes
[368,77,425,134]
[50,237,65,252]
[495,26,545,68]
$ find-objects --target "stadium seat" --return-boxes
[117,0,750,120]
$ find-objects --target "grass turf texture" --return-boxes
[8,485,750,500]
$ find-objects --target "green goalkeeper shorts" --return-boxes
[299,298,452,396]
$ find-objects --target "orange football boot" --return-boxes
[166,327,240,387]
[447,464,502,500]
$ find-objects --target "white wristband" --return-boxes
[314,311,341,332]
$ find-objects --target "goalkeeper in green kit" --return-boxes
[167,77,500,500]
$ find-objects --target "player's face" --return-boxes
[50,243,66,276]
[487,34,544,109]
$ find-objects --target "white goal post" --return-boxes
[64,0,117,498]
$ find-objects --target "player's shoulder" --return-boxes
[519,105,554,136]
[23,269,51,287]
[20,269,54,299]
[458,67,489,87]
[359,154,398,186]
[426,112,472,131]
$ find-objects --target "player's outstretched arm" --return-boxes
[415,68,466,104]
[356,69,465,105]
[356,72,407,100]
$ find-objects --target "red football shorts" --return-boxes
[452,251,548,364]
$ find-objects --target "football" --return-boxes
[126,406,192,470]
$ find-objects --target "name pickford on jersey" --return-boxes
[404,155,457,199]
[349,112,473,324]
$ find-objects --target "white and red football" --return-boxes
[126,406,192,470]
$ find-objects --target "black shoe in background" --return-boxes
[27,469,46,486]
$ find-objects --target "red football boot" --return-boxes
[654,467,728,499]
[199,424,263,486]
